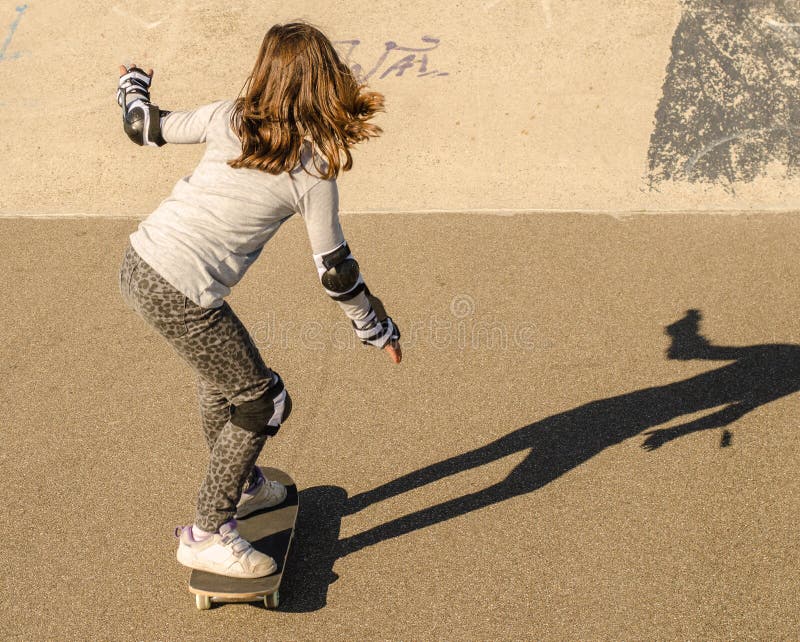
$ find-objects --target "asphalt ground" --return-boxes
[1,213,799,640]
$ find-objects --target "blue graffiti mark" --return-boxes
[335,36,449,81]
[0,4,28,62]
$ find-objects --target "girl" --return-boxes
[117,22,401,579]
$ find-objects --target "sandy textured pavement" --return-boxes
[3,0,800,638]
[1,213,798,640]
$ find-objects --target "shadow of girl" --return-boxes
[281,310,800,610]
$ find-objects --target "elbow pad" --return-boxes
[313,242,366,301]
[123,100,166,147]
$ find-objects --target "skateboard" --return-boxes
[187,468,298,610]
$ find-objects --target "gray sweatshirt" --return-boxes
[130,99,371,322]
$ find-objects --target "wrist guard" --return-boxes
[353,312,401,349]
[117,66,166,147]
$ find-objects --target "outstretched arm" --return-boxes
[116,65,167,147]
[117,64,223,146]
[666,309,749,361]
[299,179,401,364]
[641,400,753,450]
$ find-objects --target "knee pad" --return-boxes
[231,375,291,436]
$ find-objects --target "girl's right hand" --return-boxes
[119,63,153,79]
[384,341,402,364]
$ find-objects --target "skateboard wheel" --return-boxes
[265,590,279,609]
[195,594,212,610]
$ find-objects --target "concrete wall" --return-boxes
[2,0,800,216]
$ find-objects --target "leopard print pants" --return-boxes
[119,244,278,531]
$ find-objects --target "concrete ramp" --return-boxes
[0,0,800,216]
[3,0,800,216]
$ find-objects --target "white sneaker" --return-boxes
[175,520,277,578]
[235,466,287,519]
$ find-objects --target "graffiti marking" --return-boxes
[335,36,449,81]
[540,0,553,29]
[0,4,28,62]
[483,0,552,29]
[764,18,800,29]
[111,4,168,30]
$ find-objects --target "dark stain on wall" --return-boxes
[648,1,800,188]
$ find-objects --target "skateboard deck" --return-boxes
[187,468,298,610]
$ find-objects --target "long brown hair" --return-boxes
[229,22,384,179]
